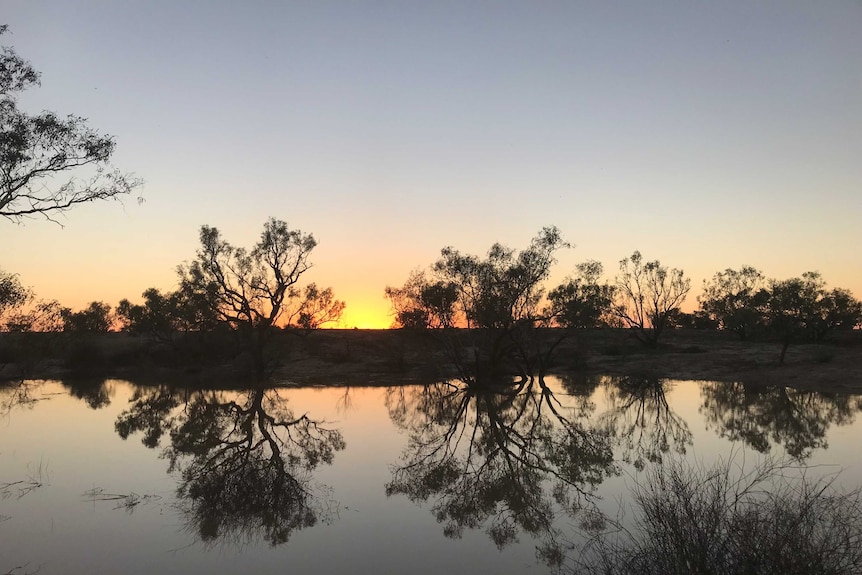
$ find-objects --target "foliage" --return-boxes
[698,266,769,340]
[613,251,691,346]
[547,260,616,329]
[176,218,344,379]
[0,25,141,223]
[61,301,113,332]
[665,309,719,330]
[0,269,30,326]
[284,283,347,331]
[2,299,65,332]
[386,227,568,377]
[385,269,458,329]
[571,455,862,575]
[765,272,862,364]
[116,287,218,343]
[435,226,567,330]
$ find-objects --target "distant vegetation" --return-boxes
[384,229,861,379]
[2,224,861,382]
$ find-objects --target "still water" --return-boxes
[2,377,861,574]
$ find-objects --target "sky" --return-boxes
[2,1,861,328]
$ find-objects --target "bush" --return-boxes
[571,455,862,575]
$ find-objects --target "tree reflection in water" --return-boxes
[63,378,114,409]
[115,385,345,546]
[385,375,616,561]
[700,381,862,460]
[596,376,692,471]
[0,380,41,417]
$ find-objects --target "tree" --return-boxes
[547,260,616,329]
[0,268,30,325]
[436,226,567,331]
[813,287,862,340]
[176,218,344,380]
[384,269,458,329]
[765,272,861,364]
[61,301,113,332]
[116,287,219,343]
[613,251,691,347]
[0,25,141,223]
[3,298,64,332]
[386,227,569,378]
[698,266,769,340]
[284,283,346,331]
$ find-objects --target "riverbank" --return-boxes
[2,329,861,393]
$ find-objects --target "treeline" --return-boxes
[2,223,861,379]
[1,219,344,380]
[384,227,861,367]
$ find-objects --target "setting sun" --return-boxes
[338,303,393,330]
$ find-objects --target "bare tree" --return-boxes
[614,251,690,347]
[1,25,141,223]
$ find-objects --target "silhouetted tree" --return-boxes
[2,299,64,332]
[385,269,458,329]
[60,301,110,332]
[176,218,345,380]
[698,266,769,340]
[613,251,690,347]
[385,376,615,558]
[547,260,616,329]
[813,286,862,340]
[61,301,113,332]
[115,385,345,546]
[763,272,860,364]
[116,287,219,343]
[0,269,30,328]
[0,26,141,223]
[387,227,568,378]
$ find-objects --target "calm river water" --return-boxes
[2,376,861,574]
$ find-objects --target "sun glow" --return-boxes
[337,305,393,330]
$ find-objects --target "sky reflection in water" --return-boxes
[1,377,861,574]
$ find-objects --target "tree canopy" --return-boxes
[177,218,344,379]
[0,25,141,223]
[613,251,691,346]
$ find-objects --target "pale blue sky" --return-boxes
[2,1,861,326]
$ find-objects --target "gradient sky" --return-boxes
[2,2,860,328]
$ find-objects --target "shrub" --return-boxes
[571,454,862,575]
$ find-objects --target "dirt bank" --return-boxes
[2,329,861,394]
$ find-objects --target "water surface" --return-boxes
[2,377,861,574]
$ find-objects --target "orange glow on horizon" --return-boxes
[337,306,393,330]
